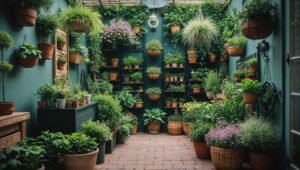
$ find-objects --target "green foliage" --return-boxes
[81,120,111,143]
[191,68,209,81]
[219,99,246,122]
[165,84,185,93]
[17,0,54,12]
[36,15,58,43]
[64,133,98,154]
[115,90,137,109]
[123,56,143,66]
[164,53,184,64]
[16,44,42,59]
[218,63,228,79]
[143,109,166,125]
[69,31,83,47]
[0,32,13,49]
[227,36,247,47]
[241,78,262,93]
[146,40,163,50]
[88,33,104,70]
[146,66,161,74]
[239,117,278,153]
[57,55,67,63]
[233,70,246,78]
[134,94,142,102]
[59,6,104,35]
[145,87,162,94]
[93,94,122,131]
[190,122,214,142]
[204,70,221,93]
[222,80,242,100]
[69,45,89,58]
[117,115,133,141]
[57,35,66,43]
[191,83,202,88]
[246,58,257,65]
[130,72,143,82]
[65,0,80,7]
[168,114,182,121]
[221,8,241,41]
[35,83,57,106]
[0,61,13,73]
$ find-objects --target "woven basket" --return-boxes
[147,122,161,134]
[242,19,273,40]
[147,49,161,57]
[182,122,190,136]
[210,146,246,170]
[167,121,182,136]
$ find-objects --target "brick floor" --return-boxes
[95,133,215,170]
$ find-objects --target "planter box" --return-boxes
[37,102,97,134]
[105,132,117,154]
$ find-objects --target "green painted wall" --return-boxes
[0,1,87,136]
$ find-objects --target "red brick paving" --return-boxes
[96,133,215,170]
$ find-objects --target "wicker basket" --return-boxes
[167,121,183,136]
[147,49,161,57]
[242,19,273,40]
[148,73,160,80]
[210,146,246,170]
[182,122,190,136]
[147,122,161,134]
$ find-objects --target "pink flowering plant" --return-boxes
[103,19,136,46]
[205,122,241,149]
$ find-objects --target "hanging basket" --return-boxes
[227,47,245,57]
[147,49,161,57]
[242,19,274,40]
[69,21,91,33]
[148,94,160,101]
[14,6,37,26]
[18,56,38,68]
[38,43,54,60]
[167,121,183,135]
[69,53,83,64]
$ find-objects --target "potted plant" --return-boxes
[227,36,247,57]
[134,94,143,108]
[59,6,104,34]
[178,98,185,107]
[109,72,118,81]
[16,43,42,68]
[164,72,170,82]
[55,87,67,109]
[204,71,221,100]
[130,72,143,82]
[170,98,178,108]
[146,87,162,101]
[36,15,58,60]
[63,133,99,170]
[115,90,136,111]
[191,84,202,94]
[123,56,132,69]
[13,0,53,26]
[233,70,246,82]
[143,108,166,134]
[246,70,256,79]
[130,115,139,135]
[69,46,88,64]
[146,40,163,57]
[239,117,278,170]
[57,35,66,50]
[239,0,277,40]
[208,53,217,63]
[165,97,171,107]
[35,83,57,109]
[0,32,14,115]
[205,123,245,170]
[246,58,258,72]
[127,7,149,35]
[187,49,198,64]
[176,53,185,68]
[167,114,182,136]
[117,115,133,144]
[178,73,184,82]
[81,120,111,165]
[133,58,143,69]
[146,66,161,80]
[241,78,262,104]
[111,57,119,67]
[57,55,67,70]
[190,122,213,159]
[164,53,173,67]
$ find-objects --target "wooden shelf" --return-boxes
[164,91,185,93]
[189,79,202,82]
[122,82,144,85]
[164,67,185,69]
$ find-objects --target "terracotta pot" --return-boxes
[167,121,182,136]
[148,94,160,101]
[111,59,119,67]
[18,56,38,68]
[135,102,143,108]
[246,73,256,79]
[109,73,118,81]
[182,122,190,136]
[131,124,138,135]
[63,149,98,170]
[66,101,72,108]
[165,101,171,107]
[14,6,37,26]
[72,101,80,108]
[165,76,170,82]
[249,152,272,170]
[208,54,217,63]
[81,99,87,106]
[38,43,54,60]
[210,146,246,170]
[193,141,210,159]
[206,92,213,100]
[170,25,181,34]
[188,56,197,64]
[132,26,141,34]
[57,41,66,50]
[38,101,47,109]
[148,73,160,80]
[220,57,225,63]
[242,19,274,40]
[228,46,245,57]
[124,65,129,69]
[57,61,66,70]
[147,49,161,57]
[249,64,257,72]
[192,88,201,94]
[188,50,197,58]
[69,21,91,33]
[147,122,161,134]
[69,53,83,64]
[171,102,177,108]
[243,93,258,104]
[0,102,15,115]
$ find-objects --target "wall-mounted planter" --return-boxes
[192,88,201,94]
[38,43,54,60]
[0,102,15,115]
[148,73,159,80]
[18,56,38,68]
[57,41,66,50]
[109,73,118,81]
[170,25,181,34]
[14,6,37,26]
[148,94,160,101]
[69,53,83,64]
[57,61,66,70]
[241,19,274,40]
[147,49,161,57]
[69,21,90,33]
[249,64,257,73]
[227,47,244,57]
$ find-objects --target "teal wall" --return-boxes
[0,1,87,136]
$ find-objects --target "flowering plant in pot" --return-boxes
[146,40,163,57]
[239,117,278,170]
[146,66,161,80]
[145,87,162,101]
[16,43,42,68]
[240,78,262,104]
[143,108,166,134]
[134,94,143,108]
[205,123,245,170]
[227,36,247,57]
[57,55,67,70]
[204,71,221,100]
[57,35,66,50]
[0,32,15,115]
[36,15,58,60]
[167,114,183,136]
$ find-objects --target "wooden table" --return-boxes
[0,112,30,150]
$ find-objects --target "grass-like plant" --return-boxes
[204,70,221,94]
[227,36,247,48]
[36,15,58,43]
[146,40,163,50]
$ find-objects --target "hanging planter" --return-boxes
[242,19,274,40]
[69,21,91,33]
[227,36,247,57]
[135,101,144,108]
[187,50,198,64]
[170,25,181,34]
[14,6,37,26]
[69,46,88,64]
[241,79,262,104]
[57,55,67,70]
[146,66,161,80]
[38,43,55,60]
[16,44,41,68]
[146,40,163,57]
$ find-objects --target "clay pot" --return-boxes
[208,54,217,63]
[18,56,38,68]
[72,101,80,108]
[170,25,181,34]
[38,43,54,60]
[57,61,66,70]
[228,46,245,57]
[148,94,160,101]
[220,57,225,63]
[188,56,197,64]
[147,49,161,57]
[249,152,272,170]
[14,6,37,26]
[148,73,160,80]
[171,102,177,108]
[192,88,201,94]
[242,19,274,40]
[38,101,47,109]
[0,102,15,115]
[111,59,119,67]
[109,73,118,81]
[66,101,72,108]
[81,99,87,106]
[243,93,258,104]
[167,121,182,135]
[182,122,190,136]
[69,21,91,33]
[135,102,144,108]
[147,122,161,134]
[249,64,257,72]
[57,41,66,50]
[69,53,83,64]
[131,124,138,135]
[206,92,214,100]
[246,72,256,79]
[165,76,170,82]
[63,149,98,170]
[165,101,171,107]
[188,50,197,58]
[193,141,210,159]
[132,26,141,34]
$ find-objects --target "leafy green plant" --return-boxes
[57,55,67,63]
[0,32,13,49]
[191,68,209,81]
[64,133,98,154]
[69,45,89,58]
[81,120,111,143]
[246,58,257,65]
[190,122,214,142]
[143,108,166,125]
[165,84,185,92]
[36,15,58,43]
[168,114,182,121]
[87,33,104,70]
[146,40,163,50]
[115,90,136,109]
[117,115,133,141]
[145,87,162,94]
[204,70,221,94]
[130,72,143,82]
[16,44,42,59]
[240,78,262,93]
[35,83,57,107]
[146,66,161,74]
[191,83,202,88]
[222,80,242,100]
[239,117,278,154]
[233,70,246,78]
[134,94,142,102]
[57,35,66,44]
[227,36,247,48]
[219,99,246,123]
[0,61,13,73]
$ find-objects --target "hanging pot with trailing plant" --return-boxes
[146,40,163,57]
[17,44,41,68]
[69,46,88,64]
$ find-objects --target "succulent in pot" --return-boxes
[16,43,42,68]
[57,55,67,70]
[143,108,166,134]
[57,35,66,50]
[146,40,163,57]
[241,78,262,104]
[146,66,161,80]
[167,114,182,136]
[227,36,247,57]
[146,87,162,101]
